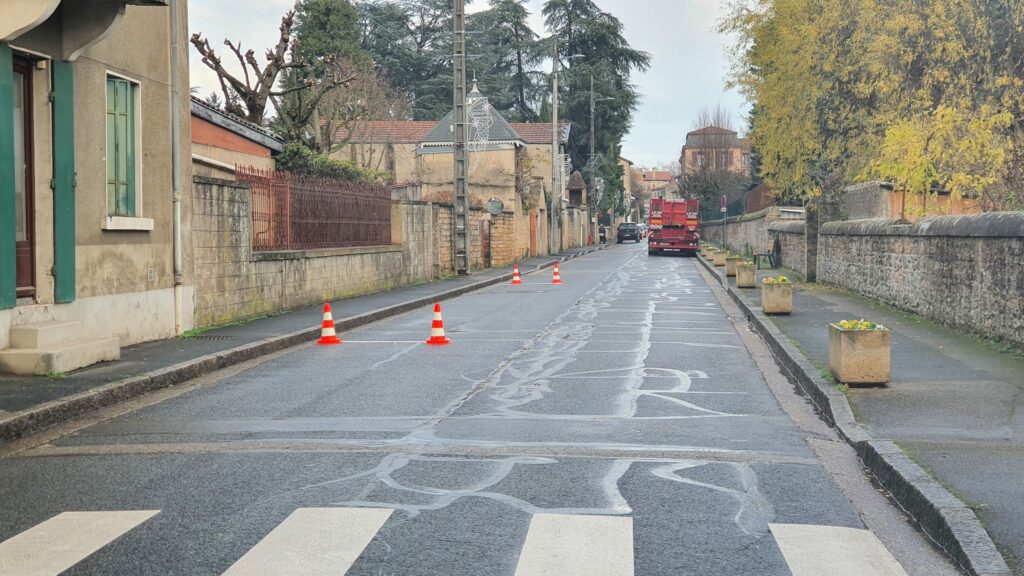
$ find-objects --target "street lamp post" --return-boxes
[589,74,614,243]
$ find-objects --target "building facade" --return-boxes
[1,1,192,373]
[679,126,751,175]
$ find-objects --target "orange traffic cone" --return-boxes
[316,303,342,345]
[511,264,522,285]
[551,263,562,284]
[425,303,451,345]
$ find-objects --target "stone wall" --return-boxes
[192,176,433,327]
[768,221,807,276]
[702,207,780,255]
[818,213,1024,347]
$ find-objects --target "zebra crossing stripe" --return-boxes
[514,513,634,576]
[0,510,159,576]
[769,523,908,576]
[222,507,392,576]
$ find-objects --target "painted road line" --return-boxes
[514,513,634,576]
[222,507,392,576]
[769,523,908,576]
[0,510,159,576]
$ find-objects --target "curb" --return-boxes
[0,246,605,445]
[695,253,1011,576]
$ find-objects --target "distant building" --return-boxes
[679,126,751,175]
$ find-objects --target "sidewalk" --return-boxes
[704,256,1022,575]
[0,245,605,441]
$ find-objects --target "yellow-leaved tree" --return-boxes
[722,0,1024,211]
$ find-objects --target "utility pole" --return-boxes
[549,39,560,255]
[589,74,596,242]
[452,0,468,274]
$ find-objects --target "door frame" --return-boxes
[13,56,35,300]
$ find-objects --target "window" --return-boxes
[106,76,137,216]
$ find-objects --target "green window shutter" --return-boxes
[52,60,76,304]
[0,45,15,309]
[105,77,135,217]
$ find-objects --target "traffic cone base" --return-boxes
[511,264,522,285]
[316,303,342,345]
[551,263,562,285]
[426,303,451,345]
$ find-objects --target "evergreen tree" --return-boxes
[542,0,650,204]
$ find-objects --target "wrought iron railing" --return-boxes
[237,167,391,251]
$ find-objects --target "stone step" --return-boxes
[9,320,83,349]
[0,337,120,375]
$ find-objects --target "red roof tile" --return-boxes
[642,170,673,181]
[688,125,737,136]
[333,121,438,144]
[508,122,571,144]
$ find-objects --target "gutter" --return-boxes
[170,0,184,334]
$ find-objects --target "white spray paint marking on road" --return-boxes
[292,255,773,543]
[0,510,159,576]
[652,461,776,537]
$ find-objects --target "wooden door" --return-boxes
[13,58,34,299]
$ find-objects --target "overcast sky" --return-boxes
[189,0,748,168]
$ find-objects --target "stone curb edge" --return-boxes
[695,253,1011,576]
[0,246,604,445]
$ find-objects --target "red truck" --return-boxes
[648,198,700,255]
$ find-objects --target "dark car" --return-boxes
[617,222,640,243]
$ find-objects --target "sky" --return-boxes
[188,0,748,168]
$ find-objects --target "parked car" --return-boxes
[617,222,640,243]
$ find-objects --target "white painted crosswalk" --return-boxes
[0,508,909,576]
[0,510,159,576]
[769,523,909,576]
[515,513,634,576]
[222,507,393,576]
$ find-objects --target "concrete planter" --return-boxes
[725,257,742,277]
[736,263,756,288]
[828,324,891,384]
[712,251,726,266]
[761,282,793,314]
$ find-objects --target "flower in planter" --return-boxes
[837,319,886,330]
[762,275,790,284]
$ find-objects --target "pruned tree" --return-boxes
[190,9,356,140]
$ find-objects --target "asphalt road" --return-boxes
[0,244,958,575]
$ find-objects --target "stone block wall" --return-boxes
[702,207,779,255]
[818,213,1024,347]
[192,176,432,327]
[768,220,807,276]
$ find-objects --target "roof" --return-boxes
[333,120,437,144]
[420,81,525,151]
[567,170,587,191]
[190,96,283,152]
[642,170,673,181]
[508,122,571,145]
[619,156,634,166]
[687,125,737,136]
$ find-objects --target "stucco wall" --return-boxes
[818,214,1024,347]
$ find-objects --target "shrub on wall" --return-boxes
[276,143,390,183]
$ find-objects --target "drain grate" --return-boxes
[189,334,235,341]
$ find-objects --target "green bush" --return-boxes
[276,143,389,183]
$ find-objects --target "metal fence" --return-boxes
[237,167,392,251]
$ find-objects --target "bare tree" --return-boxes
[191,10,355,135]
